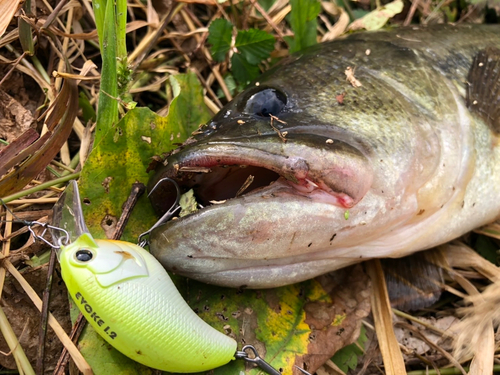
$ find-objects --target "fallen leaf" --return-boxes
[0,0,21,38]
[348,0,404,31]
[298,266,372,373]
[0,78,78,197]
[321,2,349,41]
[0,89,34,145]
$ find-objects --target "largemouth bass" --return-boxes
[148,24,500,289]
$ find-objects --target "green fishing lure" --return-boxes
[59,234,236,372]
[53,181,236,373]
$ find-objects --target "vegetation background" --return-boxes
[0,0,499,374]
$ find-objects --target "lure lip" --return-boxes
[51,180,92,254]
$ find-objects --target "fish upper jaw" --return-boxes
[148,134,373,215]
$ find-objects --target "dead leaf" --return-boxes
[0,89,34,145]
[0,0,21,38]
[321,2,349,41]
[0,77,78,197]
[0,128,38,177]
[394,315,458,355]
[296,265,372,373]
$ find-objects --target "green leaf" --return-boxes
[80,72,211,243]
[161,278,333,375]
[116,0,127,61]
[76,74,211,374]
[288,0,320,53]
[208,19,234,62]
[179,189,198,217]
[18,17,34,55]
[331,325,368,372]
[231,53,261,86]
[79,92,97,123]
[217,74,237,98]
[348,0,404,31]
[474,235,499,265]
[92,0,106,51]
[258,0,275,11]
[94,0,119,147]
[352,9,370,19]
[235,29,275,65]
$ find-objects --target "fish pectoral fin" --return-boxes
[466,47,500,134]
[381,249,445,312]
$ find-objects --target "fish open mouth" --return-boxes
[148,138,373,218]
[176,164,281,206]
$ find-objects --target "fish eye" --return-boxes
[75,249,93,262]
[243,88,287,118]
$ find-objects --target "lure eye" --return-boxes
[75,249,93,262]
[243,88,287,118]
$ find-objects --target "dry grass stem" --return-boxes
[0,209,12,300]
[366,259,407,375]
[6,198,59,205]
[392,309,456,340]
[396,321,467,375]
[442,242,500,280]
[0,257,93,375]
[0,306,35,375]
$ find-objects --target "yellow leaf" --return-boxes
[348,0,404,31]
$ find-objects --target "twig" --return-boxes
[250,0,287,43]
[0,52,27,88]
[404,0,420,26]
[129,3,186,69]
[0,210,12,298]
[6,198,59,205]
[236,175,254,197]
[269,114,288,142]
[36,248,58,374]
[0,211,32,374]
[53,313,87,375]
[395,321,466,375]
[112,182,146,240]
[392,309,456,339]
[40,0,68,30]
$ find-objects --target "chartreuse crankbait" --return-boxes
[48,181,303,374]
[51,181,236,372]
[59,234,239,372]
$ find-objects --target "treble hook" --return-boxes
[137,177,181,247]
[235,345,312,375]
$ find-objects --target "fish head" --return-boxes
[148,41,443,288]
[59,234,149,288]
